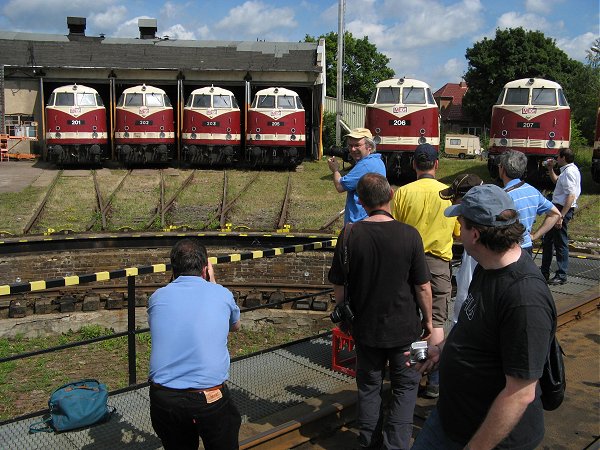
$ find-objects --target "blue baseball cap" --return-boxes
[414,143,438,162]
[444,184,517,227]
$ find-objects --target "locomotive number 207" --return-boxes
[388,119,411,126]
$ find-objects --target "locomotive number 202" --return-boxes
[202,121,220,126]
[135,120,153,125]
[388,119,412,126]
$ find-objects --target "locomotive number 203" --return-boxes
[388,119,412,126]
[203,121,220,126]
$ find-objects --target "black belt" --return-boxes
[150,382,224,393]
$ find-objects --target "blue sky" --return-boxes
[0,0,598,91]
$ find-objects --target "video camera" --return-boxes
[329,301,354,324]
[324,146,352,163]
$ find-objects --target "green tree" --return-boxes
[305,32,394,103]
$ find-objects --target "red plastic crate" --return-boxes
[331,327,356,377]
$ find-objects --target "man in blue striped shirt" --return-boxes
[498,150,561,256]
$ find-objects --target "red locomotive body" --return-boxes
[46,84,108,165]
[246,87,306,167]
[365,78,439,183]
[182,86,241,165]
[115,84,175,164]
[488,78,571,185]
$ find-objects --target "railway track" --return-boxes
[238,293,600,450]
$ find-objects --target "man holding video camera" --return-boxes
[327,128,386,224]
[328,172,432,450]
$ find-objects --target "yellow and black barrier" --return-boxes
[0,238,337,296]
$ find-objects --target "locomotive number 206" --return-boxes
[388,119,411,126]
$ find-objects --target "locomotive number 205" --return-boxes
[388,119,412,126]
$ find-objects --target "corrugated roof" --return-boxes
[0,31,319,73]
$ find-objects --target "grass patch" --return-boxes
[171,170,224,230]
[0,186,46,235]
[109,171,161,230]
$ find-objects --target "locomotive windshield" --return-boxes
[76,93,97,107]
[504,88,529,105]
[191,95,210,108]
[213,95,233,108]
[376,87,400,104]
[254,95,275,109]
[402,87,426,104]
[295,96,303,109]
[124,93,143,107]
[426,88,435,105]
[495,89,506,104]
[96,94,104,107]
[55,93,75,106]
[277,95,295,109]
[146,93,164,107]
[557,89,568,106]
[532,88,556,105]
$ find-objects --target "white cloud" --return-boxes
[90,6,127,32]
[196,25,211,40]
[496,11,552,32]
[215,1,297,39]
[160,2,180,19]
[113,16,152,38]
[557,32,598,61]
[433,58,466,82]
[525,0,565,15]
[162,24,196,40]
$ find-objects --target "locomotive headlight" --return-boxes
[256,128,261,133]
[255,133,261,140]
[124,126,129,131]
[192,127,197,132]
[160,126,165,131]
[375,128,381,134]
[418,137,427,144]
[92,126,97,131]
[92,132,98,139]
[191,133,197,140]
[501,130,508,137]
[226,133,232,140]
[547,140,556,148]
[227,127,231,132]
[419,128,426,135]
[374,135,381,145]
[290,134,297,141]
[55,132,61,138]
[500,138,508,146]
[160,132,166,138]
[291,128,296,133]
[55,126,60,131]
[124,132,130,138]
[549,131,556,138]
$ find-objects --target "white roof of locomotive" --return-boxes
[121,84,167,95]
[254,87,299,97]
[51,84,99,94]
[189,86,236,97]
[502,78,563,90]
[375,78,432,89]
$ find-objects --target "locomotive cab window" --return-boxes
[95,94,104,107]
[505,88,529,105]
[47,93,56,106]
[402,87,426,104]
[191,95,210,108]
[146,93,164,107]
[295,96,303,109]
[277,95,295,109]
[77,93,97,107]
[557,89,569,106]
[426,88,435,105]
[125,93,143,107]
[213,95,232,108]
[255,95,275,109]
[56,93,75,106]
[163,95,172,107]
[495,89,506,104]
[532,88,556,106]
[376,87,400,104]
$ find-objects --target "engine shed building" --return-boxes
[0,17,326,159]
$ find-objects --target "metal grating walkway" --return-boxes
[0,335,355,450]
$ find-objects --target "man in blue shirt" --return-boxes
[498,150,560,255]
[148,238,241,450]
[327,128,386,223]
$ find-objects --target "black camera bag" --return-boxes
[539,335,566,411]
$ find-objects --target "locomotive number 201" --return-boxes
[388,119,411,126]
[68,120,85,125]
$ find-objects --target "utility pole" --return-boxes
[335,0,345,146]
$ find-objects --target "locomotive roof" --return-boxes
[0,30,320,75]
[190,86,236,96]
[121,85,168,95]
[503,78,563,89]
[51,84,100,94]
[254,87,300,96]
[375,78,432,89]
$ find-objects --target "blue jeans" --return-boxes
[411,408,464,450]
[541,206,574,280]
[356,343,421,450]
[150,384,241,450]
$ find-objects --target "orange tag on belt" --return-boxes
[204,389,223,404]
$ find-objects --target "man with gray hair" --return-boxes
[327,128,386,224]
[498,149,560,255]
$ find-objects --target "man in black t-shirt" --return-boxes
[411,184,555,450]
[328,172,433,450]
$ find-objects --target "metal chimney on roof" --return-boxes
[138,18,157,39]
[67,16,86,36]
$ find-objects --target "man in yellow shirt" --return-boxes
[392,143,459,398]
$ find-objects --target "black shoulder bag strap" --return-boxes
[340,223,354,294]
[504,180,525,193]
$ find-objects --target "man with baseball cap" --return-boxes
[411,184,556,450]
[327,127,386,224]
[391,143,460,398]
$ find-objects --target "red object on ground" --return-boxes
[331,327,356,377]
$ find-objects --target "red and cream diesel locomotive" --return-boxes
[365,77,440,182]
[246,87,305,167]
[45,84,108,165]
[182,86,241,165]
[488,78,570,184]
[115,84,175,164]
